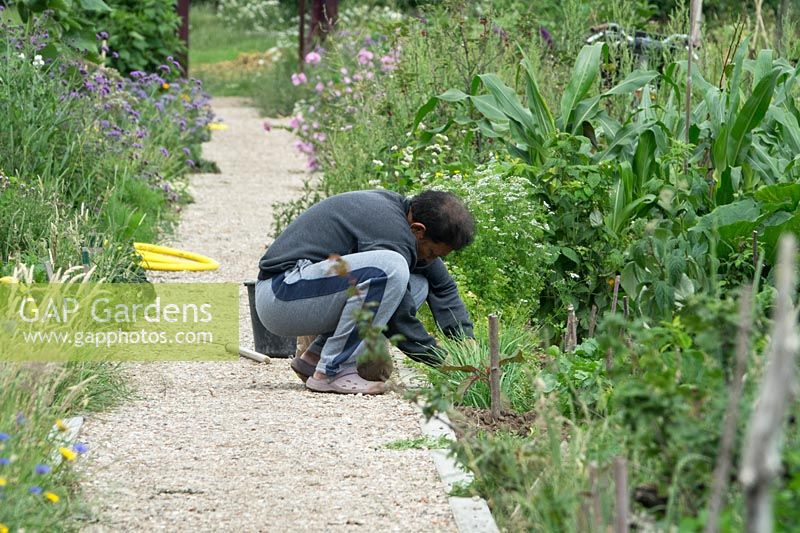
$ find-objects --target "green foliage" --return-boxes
[100,0,186,74]
[427,160,553,319]
[424,321,538,413]
[4,0,111,59]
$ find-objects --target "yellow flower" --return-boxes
[0,522,8,533]
[59,447,77,462]
[0,476,6,487]
[161,82,170,90]
[207,122,229,131]
[0,276,18,284]
[44,491,60,503]
[55,419,68,432]
[181,94,191,102]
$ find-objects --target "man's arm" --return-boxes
[384,291,444,366]
[416,258,474,339]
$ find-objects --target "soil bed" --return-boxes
[451,406,537,437]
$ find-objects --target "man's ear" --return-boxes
[409,222,426,239]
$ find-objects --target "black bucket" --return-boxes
[244,280,296,358]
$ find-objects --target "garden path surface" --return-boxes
[78,97,456,532]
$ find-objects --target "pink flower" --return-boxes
[307,158,320,171]
[343,76,352,85]
[262,121,271,132]
[340,67,348,76]
[315,82,325,93]
[366,71,375,80]
[291,72,307,86]
[313,132,327,142]
[305,51,322,65]
[380,55,397,72]
[353,73,363,82]
[357,48,374,65]
[345,87,353,94]
[288,114,303,130]
[294,140,315,154]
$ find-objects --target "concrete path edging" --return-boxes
[394,350,500,533]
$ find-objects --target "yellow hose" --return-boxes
[133,243,220,272]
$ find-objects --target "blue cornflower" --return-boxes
[35,464,51,475]
[29,486,43,495]
[0,433,9,441]
[0,458,9,466]
[73,443,89,454]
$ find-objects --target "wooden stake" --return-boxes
[80,247,91,275]
[752,230,759,270]
[741,235,799,533]
[566,304,578,352]
[606,276,621,372]
[588,305,598,338]
[614,457,629,533]
[488,314,501,421]
[705,287,753,533]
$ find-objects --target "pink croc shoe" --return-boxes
[306,368,386,395]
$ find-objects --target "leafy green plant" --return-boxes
[100,0,186,74]
[4,0,111,59]
[426,321,536,413]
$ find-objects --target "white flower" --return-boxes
[372,159,383,167]
[18,53,25,60]
[32,55,44,68]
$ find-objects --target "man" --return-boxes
[255,189,475,395]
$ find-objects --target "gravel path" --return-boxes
[78,97,456,532]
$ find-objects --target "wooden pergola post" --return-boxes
[177,0,190,74]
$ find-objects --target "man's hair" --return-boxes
[409,190,476,250]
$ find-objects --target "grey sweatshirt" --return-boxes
[258,190,473,364]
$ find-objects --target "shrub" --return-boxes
[99,0,186,75]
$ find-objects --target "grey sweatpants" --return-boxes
[255,250,428,376]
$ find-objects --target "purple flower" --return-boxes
[158,64,171,73]
[313,132,326,142]
[73,443,89,454]
[357,48,374,65]
[314,82,324,93]
[29,486,43,495]
[263,121,271,132]
[130,71,146,79]
[539,26,552,47]
[0,458,10,466]
[290,72,307,86]
[186,159,195,168]
[307,158,320,171]
[304,51,321,65]
[35,464,51,475]
[96,31,109,40]
[0,433,9,441]
[160,147,169,157]
[112,51,119,59]
[182,147,191,156]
